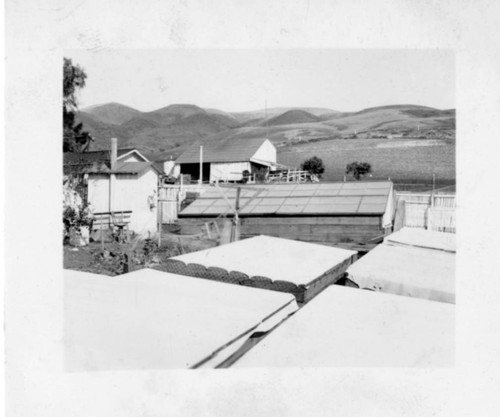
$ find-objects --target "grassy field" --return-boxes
[278,137,455,190]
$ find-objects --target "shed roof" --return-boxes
[63,148,142,166]
[346,236,455,303]
[384,227,456,253]
[64,268,297,370]
[179,181,393,217]
[232,285,455,368]
[171,235,357,287]
[175,137,269,164]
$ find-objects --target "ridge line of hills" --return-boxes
[76,102,455,161]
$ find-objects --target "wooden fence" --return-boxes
[395,193,456,233]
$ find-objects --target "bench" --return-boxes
[93,211,133,243]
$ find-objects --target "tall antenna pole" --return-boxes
[265,100,269,139]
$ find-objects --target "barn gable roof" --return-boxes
[179,181,394,217]
[175,138,270,164]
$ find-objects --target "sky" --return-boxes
[66,49,455,113]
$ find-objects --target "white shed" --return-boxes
[64,268,298,370]
[175,137,277,183]
[85,138,161,236]
[232,285,455,368]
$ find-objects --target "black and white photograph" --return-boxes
[4,1,500,416]
[62,48,455,369]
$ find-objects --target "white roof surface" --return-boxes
[64,268,297,371]
[233,285,454,368]
[347,243,455,303]
[171,235,357,286]
[384,227,456,252]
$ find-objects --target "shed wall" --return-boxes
[87,168,158,235]
[210,162,251,182]
[178,215,383,245]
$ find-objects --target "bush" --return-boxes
[345,162,372,180]
[301,156,325,178]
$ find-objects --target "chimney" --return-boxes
[110,137,118,171]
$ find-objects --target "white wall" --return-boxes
[251,139,277,166]
[382,183,396,228]
[210,162,251,182]
[87,168,159,236]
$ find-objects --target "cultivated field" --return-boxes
[278,138,456,189]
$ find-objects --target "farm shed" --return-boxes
[232,285,454,368]
[175,137,277,183]
[64,268,298,370]
[178,181,396,246]
[164,235,357,303]
[85,138,161,235]
[346,228,455,303]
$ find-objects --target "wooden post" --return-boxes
[158,194,162,248]
[199,145,203,186]
[100,218,104,250]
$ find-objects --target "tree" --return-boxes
[301,156,325,178]
[63,58,93,152]
[345,161,372,180]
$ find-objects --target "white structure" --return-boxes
[64,268,298,370]
[346,228,455,303]
[175,137,277,183]
[168,235,357,303]
[232,285,455,368]
[86,138,161,235]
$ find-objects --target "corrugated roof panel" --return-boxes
[294,184,320,191]
[337,188,370,196]
[287,188,317,197]
[203,205,231,215]
[260,197,286,206]
[301,204,336,214]
[340,182,368,189]
[360,195,389,205]
[180,204,207,215]
[364,182,392,189]
[266,190,293,197]
[249,204,281,214]
[309,196,359,205]
[314,188,341,196]
[194,198,218,207]
[357,204,387,214]
[285,197,311,205]
[277,204,306,214]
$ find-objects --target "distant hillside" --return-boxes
[81,103,141,125]
[265,109,321,126]
[76,102,455,159]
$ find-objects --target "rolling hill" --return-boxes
[76,103,455,161]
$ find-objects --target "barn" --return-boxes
[175,137,277,183]
[178,180,396,247]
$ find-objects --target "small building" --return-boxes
[164,235,357,303]
[81,138,161,235]
[346,227,455,303]
[64,268,298,370]
[175,137,277,183]
[231,285,454,368]
[178,181,396,247]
